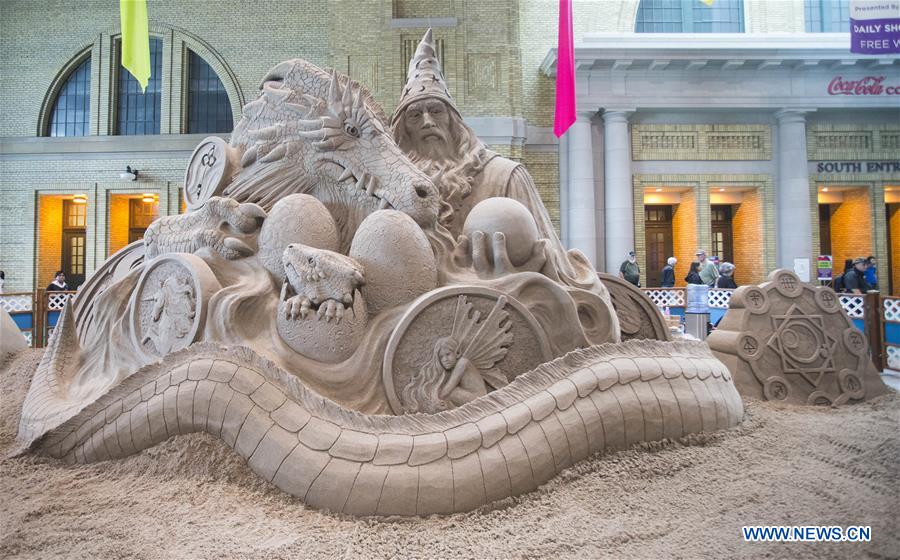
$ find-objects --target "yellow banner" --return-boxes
[120,0,150,92]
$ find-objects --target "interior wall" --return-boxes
[108,195,130,256]
[37,196,63,289]
[830,188,873,274]
[732,190,765,285]
[672,190,697,287]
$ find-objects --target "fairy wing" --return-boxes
[459,296,514,371]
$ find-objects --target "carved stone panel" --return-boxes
[707,269,890,405]
[383,286,552,414]
[183,136,241,212]
[129,253,221,359]
[466,53,499,96]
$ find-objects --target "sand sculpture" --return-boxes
[708,269,890,405]
[16,31,743,515]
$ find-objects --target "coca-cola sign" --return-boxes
[828,76,900,95]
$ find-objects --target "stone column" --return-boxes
[603,109,633,274]
[566,111,598,266]
[775,109,813,271]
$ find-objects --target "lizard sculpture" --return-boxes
[281,243,365,323]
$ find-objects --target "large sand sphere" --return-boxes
[463,197,540,266]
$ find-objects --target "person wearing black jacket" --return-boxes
[684,261,703,285]
[660,257,676,287]
[843,258,872,294]
[46,271,69,291]
[715,262,738,289]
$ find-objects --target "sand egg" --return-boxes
[257,194,338,281]
[350,210,437,315]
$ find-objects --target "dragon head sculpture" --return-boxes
[227,60,440,245]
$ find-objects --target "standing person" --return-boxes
[0,270,4,294]
[660,257,676,288]
[685,262,704,285]
[696,250,719,286]
[716,262,738,288]
[46,271,69,291]
[865,256,878,291]
[833,259,853,292]
[843,258,872,294]
[619,251,641,287]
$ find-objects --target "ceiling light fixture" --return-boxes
[655,188,662,192]
[719,188,725,192]
[120,165,139,181]
[141,193,156,203]
[72,194,87,204]
[822,187,829,192]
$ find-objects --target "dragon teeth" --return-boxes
[337,168,354,182]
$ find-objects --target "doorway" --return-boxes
[645,205,673,287]
[819,204,832,256]
[61,199,86,288]
[710,205,733,265]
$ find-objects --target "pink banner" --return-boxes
[554,0,576,138]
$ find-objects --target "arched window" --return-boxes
[116,37,163,135]
[636,0,744,33]
[48,57,91,137]
[805,0,850,32]
[187,50,233,134]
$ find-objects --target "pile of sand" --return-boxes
[1,349,897,559]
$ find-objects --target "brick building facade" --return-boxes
[1,1,898,293]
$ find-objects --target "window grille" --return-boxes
[116,37,163,135]
[187,50,233,134]
[48,57,91,137]
[636,0,744,33]
[805,0,850,32]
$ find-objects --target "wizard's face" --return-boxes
[403,98,451,149]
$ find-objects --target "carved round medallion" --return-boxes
[183,137,240,212]
[763,376,791,401]
[129,254,221,359]
[806,390,833,407]
[383,286,553,415]
[838,368,865,400]
[842,327,867,357]
[737,333,763,361]
[772,269,804,298]
[740,286,770,315]
[814,286,841,313]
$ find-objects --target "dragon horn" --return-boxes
[341,77,354,110]
[327,69,341,106]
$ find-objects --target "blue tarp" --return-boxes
[12,313,32,329]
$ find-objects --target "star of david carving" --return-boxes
[766,303,837,388]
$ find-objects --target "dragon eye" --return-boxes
[344,122,360,138]
[307,257,314,265]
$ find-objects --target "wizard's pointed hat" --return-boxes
[391,29,459,125]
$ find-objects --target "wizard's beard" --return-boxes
[402,128,472,207]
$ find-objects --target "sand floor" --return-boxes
[1,348,898,559]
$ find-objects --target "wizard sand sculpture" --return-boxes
[16,31,743,515]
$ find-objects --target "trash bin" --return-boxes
[685,284,710,340]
